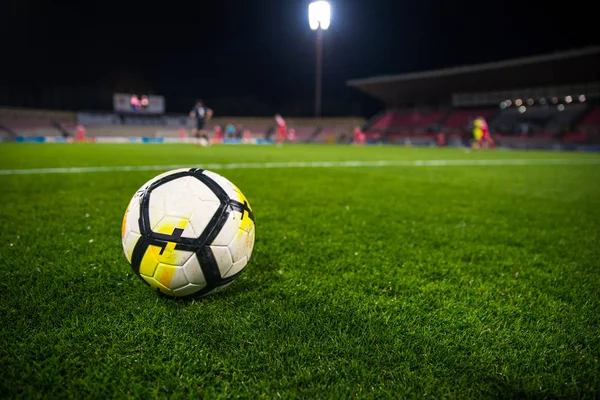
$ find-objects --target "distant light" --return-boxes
[505,99,512,107]
[565,95,572,104]
[309,1,331,30]
[579,94,586,102]
[130,95,140,106]
[539,98,547,105]
[500,101,507,109]
[557,104,565,111]
[551,97,558,104]
[141,95,149,107]
[527,98,534,105]
[515,99,523,106]
[518,106,526,113]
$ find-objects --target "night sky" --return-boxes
[1,0,597,115]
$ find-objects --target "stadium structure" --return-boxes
[348,46,600,150]
[0,47,599,150]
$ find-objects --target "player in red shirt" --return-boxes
[76,125,86,142]
[479,117,495,149]
[353,127,362,145]
[353,127,366,145]
[275,114,287,145]
[436,132,445,147]
[214,125,223,144]
[475,116,495,149]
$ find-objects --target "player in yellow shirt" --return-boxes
[472,118,483,149]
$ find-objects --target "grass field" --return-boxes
[1,143,599,399]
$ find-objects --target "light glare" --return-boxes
[309,1,331,30]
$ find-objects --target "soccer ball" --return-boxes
[121,168,255,298]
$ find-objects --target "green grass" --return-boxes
[0,143,599,399]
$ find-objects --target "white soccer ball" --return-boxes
[121,168,255,298]
[198,137,209,147]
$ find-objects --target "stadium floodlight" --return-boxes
[309,1,331,117]
[309,1,331,30]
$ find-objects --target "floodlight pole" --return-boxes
[315,28,324,118]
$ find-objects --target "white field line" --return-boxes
[0,158,599,176]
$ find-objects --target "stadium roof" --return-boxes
[347,46,600,106]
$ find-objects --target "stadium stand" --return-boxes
[562,131,589,143]
[291,127,317,142]
[578,106,600,130]
[348,46,600,149]
[545,103,587,132]
[412,111,445,130]
[1,108,364,143]
[490,103,588,135]
[313,126,351,142]
[0,118,62,137]
[443,109,496,131]
[0,122,16,141]
[0,107,77,137]
[364,108,495,136]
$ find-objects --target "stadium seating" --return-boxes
[0,107,77,137]
[412,111,445,130]
[5,105,599,149]
[0,118,62,136]
[0,107,75,123]
[386,112,419,132]
[490,107,525,133]
[313,126,351,142]
[578,106,600,129]
[491,104,588,135]
[292,127,317,142]
[366,110,443,132]
[561,131,589,143]
[443,109,495,131]
[368,111,414,131]
[364,109,495,141]
[545,103,587,132]
[0,108,366,142]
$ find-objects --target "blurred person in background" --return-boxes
[472,116,494,150]
[243,129,252,143]
[189,100,213,144]
[235,124,244,139]
[214,125,223,143]
[225,123,236,138]
[353,126,366,145]
[472,117,484,150]
[275,114,287,145]
[480,116,495,149]
[436,132,446,147]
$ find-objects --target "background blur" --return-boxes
[0,0,598,148]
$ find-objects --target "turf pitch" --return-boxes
[0,143,599,398]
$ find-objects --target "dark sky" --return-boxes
[1,0,597,114]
